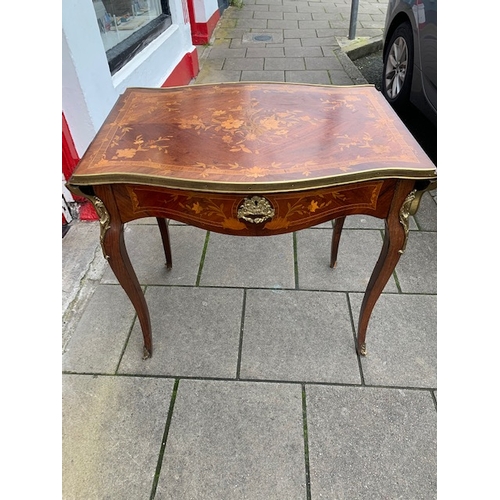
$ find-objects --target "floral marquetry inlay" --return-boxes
[70,83,437,192]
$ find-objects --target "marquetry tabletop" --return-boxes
[69,83,436,193]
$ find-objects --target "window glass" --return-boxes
[93,0,171,74]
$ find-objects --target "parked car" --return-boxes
[382,0,437,125]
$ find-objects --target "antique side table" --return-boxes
[67,83,437,359]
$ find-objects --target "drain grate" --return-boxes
[242,32,282,44]
[253,34,273,42]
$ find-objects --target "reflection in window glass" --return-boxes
[93,0,163,52]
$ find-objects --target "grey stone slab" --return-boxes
[299,19,331,29]
[224,57,265,70]
[342,214,384,229]
[206,47,247,59]
[284,28,317,38]
[328,70,357,84]
[264,57,305,70]
[246,47,285,57]
[241,70,285,81]
[62,221,102,315]
[62,374,174,499]
[284,46,323,57]
[296,4,329,13]
[350,293,437,388]
[396,231,437,294]
[301,36,339,46]
[269,3,301,12]
[62,285,136,374]
[156,379,306,499]
[284,12,313,20]
[118,287,243,378]
[240,289,361,383]
[305,55,344,70]
[234,18,268,29]
[253,10,284,19]
[200,233,295,288]
[306,385,436,499]
[267,19,300,29]
[196,69,243,83]
[296,228,398,292]
[286,70,331,84]
[413,190,437,231]
[101,224,207,286]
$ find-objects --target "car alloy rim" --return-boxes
[385,36,408,99]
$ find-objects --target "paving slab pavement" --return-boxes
[62,0,437,497]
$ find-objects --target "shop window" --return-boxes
[93,0,171,74]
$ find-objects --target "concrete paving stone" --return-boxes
[119,286,243,377]
[224,57,265,70]
[62,220,101,315]
[253,10,284,19]
[413,190,437,231]
[246,46,285,57]
[200,232,295,288]
[241,70,285,81]
[301,36,339,47]
[62,285,136,374]
[284,46,323,57]
[286,70,331,84]
[296,4,329,13]
[62,374,174,499]
[299,20,331,29]
[305,56,344,70]
[240,289,361,383]
[217,18,238,28]
[212,28,249,40]
[269,3,301,12]
[296,228,398,292]
[340,214,416,230]
[206,47,247,59]
[155,379,306,500]
[267,38,303,47]
[264,57,305,70]
[196,69,243,83]
[284,28,318,38]
[324,5,352,15]
[350,292,437,388]
[395,231,437,294]
[267,19,300,29]
[196,57,224,71]
[328,70,358,85]
[223,10,255,20]
[284,12,313,20]
[355,28,385,37]
[101,224,207,286]
[306,385,436,499]
[342,214,384,229]
[234,18,269,29]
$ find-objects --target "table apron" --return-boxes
[107,179,400,236]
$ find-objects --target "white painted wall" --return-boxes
[193,0,218,23]
[62,0,195,157]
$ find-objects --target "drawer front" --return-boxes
[113,180,395,235]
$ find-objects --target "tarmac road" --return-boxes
[353,50,437,165]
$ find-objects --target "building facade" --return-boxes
[62,0,224,223]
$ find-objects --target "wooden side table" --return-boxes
[68,83,437,359]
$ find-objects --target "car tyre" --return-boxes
[382,21,414,109]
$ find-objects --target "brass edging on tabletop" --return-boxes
[68,167,437,195]
[127,81,376,92]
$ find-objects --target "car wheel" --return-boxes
[382,21,414,109]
